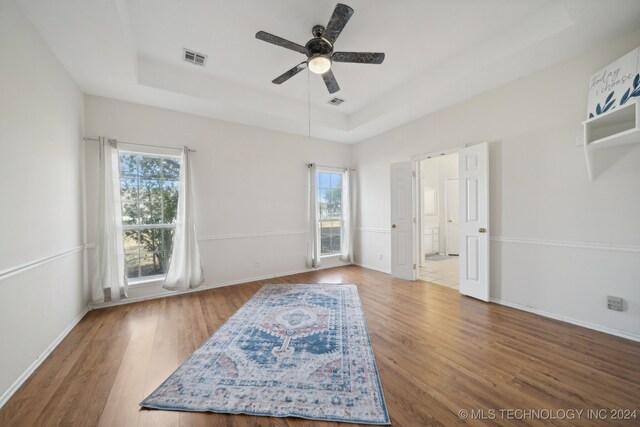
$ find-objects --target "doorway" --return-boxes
[390,143,490,301]
[417,153,460,289]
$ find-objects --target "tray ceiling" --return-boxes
[17,0,640,143]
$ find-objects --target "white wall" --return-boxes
[84,96,352,303]
[354,30,640,339]
[0,0,86,405]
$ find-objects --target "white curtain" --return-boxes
[306,163,320,268]
[93,137,127,303]
[340,168,356,263]
[164,147,204,290]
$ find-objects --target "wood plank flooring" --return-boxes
[1,265,638,426]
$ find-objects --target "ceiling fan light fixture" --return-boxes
[308,55,331,74]
[256,3,384,93]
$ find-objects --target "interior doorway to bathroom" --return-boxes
[417,152,460,289]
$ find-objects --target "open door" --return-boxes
[459,143,490,301]
[390,161,415,280]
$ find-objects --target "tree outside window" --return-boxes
[317,171,342,255]
[119,153,180,279]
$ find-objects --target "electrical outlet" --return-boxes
[254,260,260,268]
[575,135,585,146]
[379,254,383,261]
[607,296,624,312]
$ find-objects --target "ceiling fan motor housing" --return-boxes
[312,25,325,38]
[305,32,333,58]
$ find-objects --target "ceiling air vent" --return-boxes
[183,48,207,66]
[328,97,345,106]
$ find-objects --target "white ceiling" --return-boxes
[17,0,640,143]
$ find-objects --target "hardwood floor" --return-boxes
[1,265,639,426]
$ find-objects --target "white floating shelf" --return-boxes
[583,99,640,181]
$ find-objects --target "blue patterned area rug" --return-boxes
[140,284,390,425]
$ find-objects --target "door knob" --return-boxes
[391,224,397,229]
[479,227,487,233]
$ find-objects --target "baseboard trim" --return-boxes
[0,245,84,282]
[90,263,351,309]
[0,307,89,410]
[490,298,640,342]
[354,263,391,274]
[353,265,639,342]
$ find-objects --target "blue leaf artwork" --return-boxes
[606,91,614,104]
[621,88,632,105]
[620,73,640,106]
[603,91,616,113]
[588,48,640,117]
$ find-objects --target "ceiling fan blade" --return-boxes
[324,3,354,45]
[322,69,340,94]
[272,62,308,84]
[256,31,308,55]
[332,52,385,64]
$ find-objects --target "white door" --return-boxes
[418,169,424,267]
[459,143,490,301]
[445,178,459,255]
[390,161,415,280]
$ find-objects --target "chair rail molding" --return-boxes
[491,236,640,253]
[357,227,391,234]
[0,245,85,282]
[197,230,307,241]
[85,231,308,250]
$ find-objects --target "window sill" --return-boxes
[320,253,341,259]
[128,275,166,288]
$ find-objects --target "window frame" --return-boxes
[118,148,182,285]
[316,166,345,258]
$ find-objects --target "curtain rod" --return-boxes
[83,137,196,153]
[307,163,355,171]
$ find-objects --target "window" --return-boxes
[317,170,342,256]
[119,152,180,280]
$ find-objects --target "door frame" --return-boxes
[412,146,465,280]
[410,144,490,301]
[444,176,459,256]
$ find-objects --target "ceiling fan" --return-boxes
[255,3,385,94]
